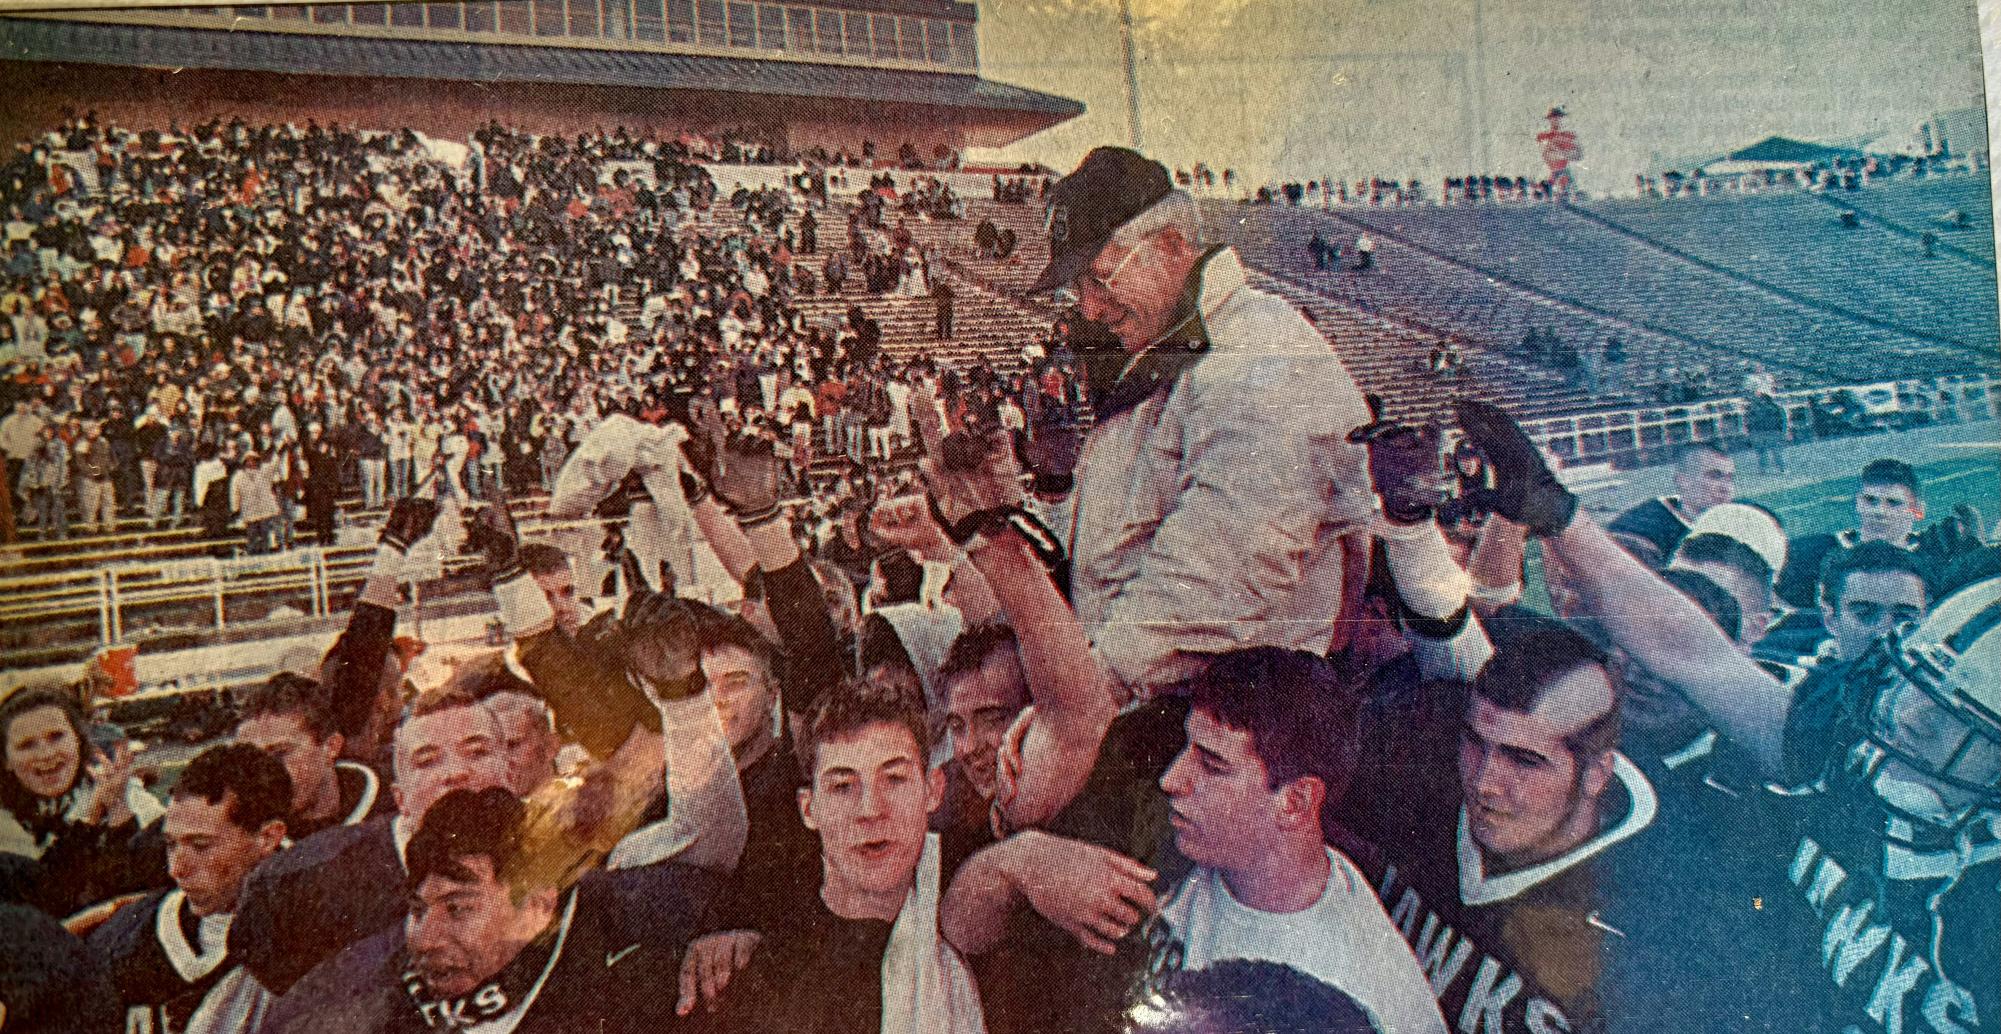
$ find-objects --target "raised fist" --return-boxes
[1453,399,1576,537]
[921,426,1024,529]
[1349,419,1449,525]
[380,496,439,552]
[711,430,784,521]
[464,496,522,575]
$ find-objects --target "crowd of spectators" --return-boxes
[0,111,1085,553]
[0,138,1995,1034]
[1241,172,1567,207]
[1636,149,1987,199]
[987,176,1043,205]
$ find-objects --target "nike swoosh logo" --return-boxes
[606,944,642,968]
[1585,911,1626,938]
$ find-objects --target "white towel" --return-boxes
[880,833,986,1034]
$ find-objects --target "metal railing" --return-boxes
[1520,372,2000,468]
[6,373,1994,651]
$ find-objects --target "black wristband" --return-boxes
[1399,601,1471,641]
[680,469,711,505]
[733,504,784,528]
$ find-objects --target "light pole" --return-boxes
[1120,0,1143,151]
[1471,0,1490,171]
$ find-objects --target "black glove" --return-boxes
[593,471,647,520]
[1452,399,1576,537]
[465,494,522,577]
[380,497,439,552]
[680,398,725,481]
[1017,424,1079,496]
[1349,419,1448,525]
[712,431,784,524]
[618,545,651,600]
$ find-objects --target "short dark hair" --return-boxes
[1129,959,1378,1034]
[1860,458,1921,500]
[405,786,524,892]
[237,672,338,741]
[0,689,89,816]
[700,612,777,669]
[440,651,538,702]
[859,613,919,682]
[517,543,571,577]
[1660,568,1742,643]
[873,551,926,608]
[795,678,928,781]
[936,623,1019,689]
[1473,614,1618,759]
[172,743,292,833]
[1187,648,1361,805]
[1675,532,1773,589]
[406,686,492,723]
[1820,541,1930,609]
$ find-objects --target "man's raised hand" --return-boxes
[1453,399,1577,537]
[1349,418,1450,525]
[379,496,439,552]
[869,491,951,556]
[920,425,1026,530]
[711,427,785,523]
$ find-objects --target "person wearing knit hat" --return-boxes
[1669,502,1788,649]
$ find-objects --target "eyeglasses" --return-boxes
[1072,239,1148,299]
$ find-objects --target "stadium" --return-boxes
[0,2,1997,1033]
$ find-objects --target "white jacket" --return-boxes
[1069,247,1373,690]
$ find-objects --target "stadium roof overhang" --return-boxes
[0,15,1082,148]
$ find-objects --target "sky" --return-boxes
[967,0,1990,195]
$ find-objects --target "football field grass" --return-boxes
[1521,445,2000,614]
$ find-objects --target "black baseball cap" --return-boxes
[1029,147,1174,295]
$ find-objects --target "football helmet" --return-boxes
[1841,576,2001,833]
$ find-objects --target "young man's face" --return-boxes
[164,792,283,917]
[395,706,510,824]
[799,722,943,907]
[491,704,559,798]
[702,644,777,757]
[1674,452,1736,516]
[1671,556,1773,648]
[237,711,342,822]
[1458,666,1616,871]
[1824,571,1927,662]
[944,653,1028,802]
[1856,483,1922,543]
[1159,708,1286,874]
[407,855,555,1000]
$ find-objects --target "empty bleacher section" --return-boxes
[1204,200,1694,407]
[1211,184,1997,397]
[1819,175,1996,264]
[1570,191,1998,354]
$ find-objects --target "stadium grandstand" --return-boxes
[0,55,1992,707]
[0,7,1998,1034]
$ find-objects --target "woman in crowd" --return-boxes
[0,689,163,916]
